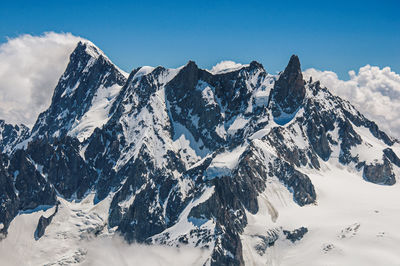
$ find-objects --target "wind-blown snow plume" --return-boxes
[0,32,84,127]
[209,60,246,74]
[304,65,400,139]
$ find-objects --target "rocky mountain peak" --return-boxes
[270,54,306,117]
[30,40,127,141]
[285,54,301,74]
[72,40,105,61]
[249,60,264,70]
[181,60,200,78]
[185,60,198,68]
[167,60,201,94]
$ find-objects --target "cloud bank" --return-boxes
[0,234,209,266]
[0,32,83,127]
[82,237,209,266]
[304,66,400,139]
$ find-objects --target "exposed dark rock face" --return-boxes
[231,148,268,214]
[184,144,315,264]
[253,229,280,256]
[338,119,363,164]
[166,61,224,149]
[0,150,57,237]
[83,126,123,201]
[0,120,29,154]
[270,55,306,117]
[306,115,332,161]
[283,227,308,243]
[363,157,396,185]
[166,60,271,152]
[188,178,247,266]
[269,158,316,206]
[253,226,308,256]
[8,150,57,211]
[265,126,320,169]
[34,204,59,240]
[0,153,19,236]
[25,136,97,199]
[383,148,400,167]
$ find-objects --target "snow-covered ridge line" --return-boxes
[129,59,257,79]
[79,40,129,78]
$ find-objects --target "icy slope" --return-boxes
[241,162,400,266]
[0,194,110,265]
[0,194,209,266]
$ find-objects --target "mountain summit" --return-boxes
[31,41,127,141]
[270,54,306,118]
[0,43,399,265]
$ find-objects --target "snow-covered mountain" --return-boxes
[31,41,128,141]
[0,41,400,265]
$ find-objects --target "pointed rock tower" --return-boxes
[270,55,306,117]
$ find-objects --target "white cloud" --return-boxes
[209,60,246,74]
[82,237,209,266]
[0,32,84,127]
[304,65,400,139]
[0,235,209,266]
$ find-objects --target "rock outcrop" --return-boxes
[270,55,306,118]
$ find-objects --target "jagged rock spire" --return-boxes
[171,60,200,93]
[270,54,306,116]
[249,60,264,70]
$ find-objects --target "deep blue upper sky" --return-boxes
[1,0,399,78]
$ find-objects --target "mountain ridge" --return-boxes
[0,41,399,265]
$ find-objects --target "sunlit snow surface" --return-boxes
[0,193,209,266]
[68,83,123,141]
[241,161,400,266]
[5,93,400,265]
[2,159,400,265]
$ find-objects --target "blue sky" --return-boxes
[1,0,399,78]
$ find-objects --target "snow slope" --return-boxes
[241,161,400,266]
[68,83,123,141]
[0,193,209,266]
